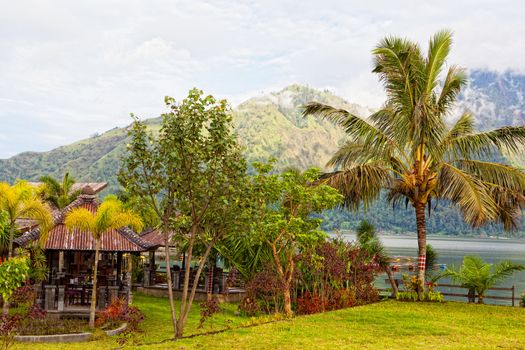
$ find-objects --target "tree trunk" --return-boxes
[477,292,484,304]
[89,239,100,329]
[384,266,399,296]
[7,225,14,259]
[283,284,292,317]
[164,234,178,337]
[415,201,427,299]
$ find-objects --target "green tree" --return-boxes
[249,164,342,316]
[0,182,53,259]
[39,173,80,209]
[355,220,398,295]
[303,30,525,296]
[0,256,30,316]
[64,196,143,328]
[443,256,525,304]
[119,88,248,338]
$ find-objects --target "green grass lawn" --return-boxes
[12,293,525,350]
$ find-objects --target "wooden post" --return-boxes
[512,285,515,307]
[127,253,133,304]
[116,252,122,285]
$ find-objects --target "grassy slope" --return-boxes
[12,294,525,350]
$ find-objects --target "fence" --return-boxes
[381,279,521,306]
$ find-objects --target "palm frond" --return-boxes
[454,160,525,191]
[319,164,393,210]
[448,126,525,158]
[65,208,95,233]
[436,65,467,116]
[425,29,453,94]
[437,163,497,227]
[488,261,525,286]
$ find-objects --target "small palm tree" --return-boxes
[40,173,79,209]
[65,196,143,328]
[304,30,525,296]
[443,255,524,304]
[0,181,53,258]
[355,220,398,295]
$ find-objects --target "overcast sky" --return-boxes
[1,0,524,158]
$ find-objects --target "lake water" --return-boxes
[342,234,525,306]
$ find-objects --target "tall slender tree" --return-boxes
[119,88,247,338]
[303,30,525,296]
[65,196,143,328]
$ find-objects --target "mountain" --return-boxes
[0,85,372,191]
[1,70,525,236]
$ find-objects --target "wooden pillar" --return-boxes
[127,253,133,304]
[116,252,122,285]
[58,251,64,273]
[150,251,156,285]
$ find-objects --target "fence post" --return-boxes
[512,285,515,307]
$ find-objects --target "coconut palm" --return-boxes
[303,30,525,296]
[355,220,398,295]
[0,181,53,259]
[65,196,142,328]
[40,173,80,209]
[443,255,524,304]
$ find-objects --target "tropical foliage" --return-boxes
[245,165,342,316]
[303,30,525,295]
[442,255,525,304]
[64,196,143,328]
[355,220,398,295]
[0,181,53,258]
[39,173,79,209]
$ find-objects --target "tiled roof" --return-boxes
[27,182,108,195]
[140,228,175,247]
[14,194,155,252]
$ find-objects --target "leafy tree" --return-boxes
[0,256,30,316]
[116,189,160,229]
[443,255,525,303]
[0,182,53,259]
[64,196,143,328]
[39,173,80,209]
[355,220,398,295]
[249,164,342,316]
[303,30,525,296]
[119,88,247,337]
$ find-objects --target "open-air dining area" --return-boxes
[13,184,157,315]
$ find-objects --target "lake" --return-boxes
[342,234,525,306]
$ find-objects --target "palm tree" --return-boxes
[65,196,142,328]
[40,173,80,209]
[443,255,524,304]
[303,30,525,297]
[0,181,53,259]
[355,220,398,295]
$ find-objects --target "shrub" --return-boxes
[0,314,21,350]
[198,297,222,328]
[242,267,284,315]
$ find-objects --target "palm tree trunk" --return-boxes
[384,266,399,296]
[415,201,427,299]
[7,224,15,259]
[89,239,100,329]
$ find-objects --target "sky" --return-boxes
[1,0,524,158]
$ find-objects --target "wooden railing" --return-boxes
[381,280,521,306]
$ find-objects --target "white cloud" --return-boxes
[1,0,525,158]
